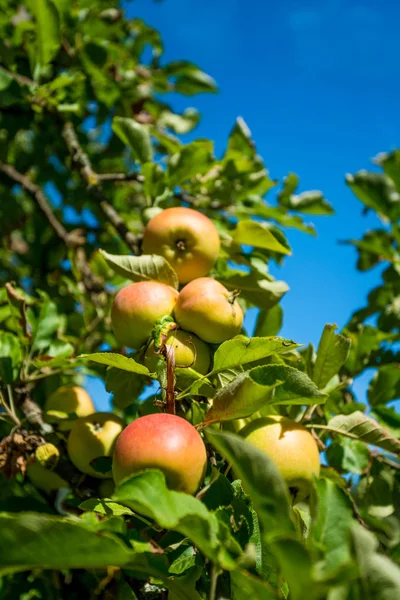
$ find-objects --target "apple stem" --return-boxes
[227,289,241,304]
[161,343,176,415]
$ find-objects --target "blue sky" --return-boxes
[89,0,399,410]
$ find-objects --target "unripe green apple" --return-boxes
[174,278,243,344]
[144,329,211,375]
[45,385,95,430]
[67,412,124,479]
[242,415,320,502]
[111,281,178,349]
[27,462,68,493]
[112,413,207,494]
[142,207,220,284]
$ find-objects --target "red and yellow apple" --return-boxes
[111,281,178,349]
[144,329,211,375]
[242,415,320,502]
[142,207,220,284]
[45,385,95,430]
[112,413,207,494]
[67,412,124,479]
[174,278,243,344]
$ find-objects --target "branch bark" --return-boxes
[0,163,83,247]
[0,163,103,294]
[62,121,141,255]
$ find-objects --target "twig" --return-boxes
[0,163,103,295]
[62,121,141,255]
[208,563,218,600]
[0,66,35,88]
[20,396,52,434]
[5,282,31,339]
[97,172,144,183]
[160,344,176,415]
[0,389,21,427]
[0,163,82,247]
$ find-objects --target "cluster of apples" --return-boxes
[29,208,320,501]
[108,207,244,494]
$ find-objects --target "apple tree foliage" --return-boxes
[0,1,399,598]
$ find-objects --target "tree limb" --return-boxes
[0,162,103,294]
[0,163,83,247]
[62,121,141,255]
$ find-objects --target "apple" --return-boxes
[45,385,95,430]
[242,415,320,502]
[174,278,243,344]
[112,413,207,494]
[142,207,220,284]
[67,412,124,479]
[27,462,68,493]
[111,281,178,349]
[144,329,211,375]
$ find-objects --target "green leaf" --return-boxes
[113,470,243,570]
[319,411,400,455]
[32,0,60,69]
[219,271,289,310]
[351,523,400,600]
[246,205,316,235]
[79,499,134,516]
[344,325,391,375]
[0,333,22,384]
[106,368,146,409]
[142,162,166,200]
[212,335,300,373]
[166,140,214,187]
[206,368,281,423]
[100,250,179,289]
[165,61,217,95]
[0,69,27,106]
[271,538,322,600]
[175,368,215,398]
[207,429,295,536]
[0,512,146,572]
[112,117,153,163]
[375,149,400,192]
[158,107,200,134]
[278,172,299,204]
[310,479,354,579]
[230,569,276,599]
[207,364,326,422]
[266,364,327,405]
[231,221,291,255]
[0,513,200,600]
[168,546,196,575]
[368,365,400,406]
[80,352,151,376]
[326,438,370,475]
[286,191,334,215]
[30,297,59,353]
[371,405,400,436]
[254,305,283,337]
[344,229,396,272]
[225,117,257,160]
[117,577,139,600]
[346,171,400,221]
[313,324,351,388]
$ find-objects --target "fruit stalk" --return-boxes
[160,342,176,415]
